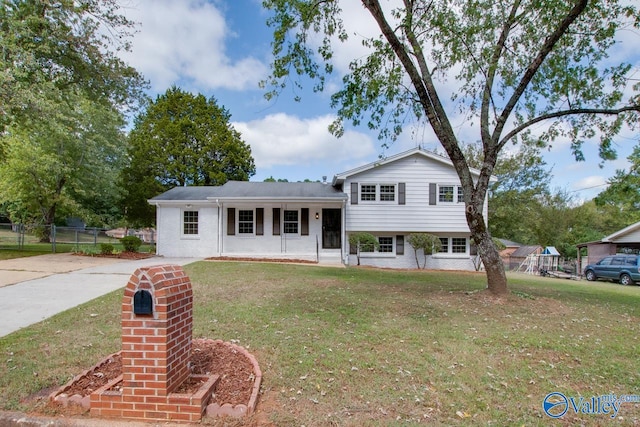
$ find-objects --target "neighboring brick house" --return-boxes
[148,148,496,270]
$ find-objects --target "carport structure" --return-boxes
[577,221,640,274]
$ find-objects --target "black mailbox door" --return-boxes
[133,290,153,314]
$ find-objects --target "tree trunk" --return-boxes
[467,208,508,295]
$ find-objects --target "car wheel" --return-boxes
[585,270,596,281]
[620,274,633,286]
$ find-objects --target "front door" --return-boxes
[322,209,341,249]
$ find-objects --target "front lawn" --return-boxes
[0,263,638,425]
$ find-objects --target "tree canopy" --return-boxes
[594,144,640,225]
[262,0,640,295]
[0,0,145,130]
[120,87,256,226]
[0,0,145,231]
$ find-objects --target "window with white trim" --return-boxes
[438,237,449,253]
[283,210,298,234]
[379,185,395,201]
[183,211,199,235]
[452,238,467,253]
[361,185,376,201]
[439,186,454,203]
[457,186,464,203]
[378,237,393,253]
[238,210,254,234]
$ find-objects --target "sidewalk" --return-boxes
[0,253,201,338]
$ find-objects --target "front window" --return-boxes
[379,185,395,201]
[439,186,454,203]
[361,185,376,201]
[284,210,298,234]
[238,210,254,234]
[378,237,393,253]
[457,186,464,203]
[439,237,449,253]
[452,238,467,253]
[183,211,198,235]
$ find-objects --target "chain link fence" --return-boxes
[0,224,155,253]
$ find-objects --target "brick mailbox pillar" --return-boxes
[121,264,192,396]
[91,265,218,422]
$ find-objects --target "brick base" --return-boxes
[90,374,219,423]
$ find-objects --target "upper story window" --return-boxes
[436,184,464,204]
[284,210,299,234]
[183,211,199,235]
[439,186,454,203]
[379,185,395,201]
[360,185,377,201]
[360,184,396,202]
[238,210,254,234]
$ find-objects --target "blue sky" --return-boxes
[118,0,639,201]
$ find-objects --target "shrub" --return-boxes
[120,236,142,252]
[348,232,379,265]
[100,243,114,255]
[407,233,441,269]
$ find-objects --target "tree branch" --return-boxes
[482,0,521,149]
[363,0,452,144]
[498,105,640,149]
[493,0,588,142]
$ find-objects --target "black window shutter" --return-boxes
[272,208,280,235]
[399,183,406,205]
[301,208,309,236]
[227,208,235,235]
[351,182,358,205]
[429,183,437,205]
[396,235,404,255]
[256,208,264,236]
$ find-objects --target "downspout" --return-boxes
[342,199,347,265]
[216,199,222,257]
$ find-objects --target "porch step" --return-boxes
[317,252,344,266]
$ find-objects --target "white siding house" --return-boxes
[334,149,493,270]
[149,148,495,270]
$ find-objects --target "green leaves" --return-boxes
[120,87,257,226]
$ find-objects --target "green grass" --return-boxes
[1,263,639,426]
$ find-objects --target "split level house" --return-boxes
[148,148,496,270]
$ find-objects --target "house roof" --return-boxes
[149,181,347,203]
[498,238,521,248]
[602,220,640,242]
[332,147,498,185]
[510,245,542,258]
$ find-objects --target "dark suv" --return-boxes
[584,254,640,285]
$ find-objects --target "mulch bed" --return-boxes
[73,251,155,260]
[50,340,255,408]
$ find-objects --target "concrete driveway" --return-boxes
[0,253,202,338]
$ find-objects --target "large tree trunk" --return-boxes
[467,208,508,295]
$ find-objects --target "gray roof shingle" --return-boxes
[149,181,346,202]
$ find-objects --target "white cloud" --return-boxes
[234,113,376,169]
[119,0,267,92]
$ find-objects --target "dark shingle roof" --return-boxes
[149,181,346,202]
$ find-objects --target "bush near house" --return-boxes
[120,236,142,252]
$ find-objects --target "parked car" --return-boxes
[584,254,640,285]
